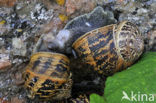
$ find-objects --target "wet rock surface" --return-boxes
[0,0,155,103]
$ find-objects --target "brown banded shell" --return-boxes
[72,21,144,76]
[70,94,89,103]
[23,52,72,100]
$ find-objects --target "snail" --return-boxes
[23,52,72,100]
[72,21,144,75]
[22,6,144,101]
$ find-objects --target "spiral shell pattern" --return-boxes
[72,21,144,75]
[23,52,72,100]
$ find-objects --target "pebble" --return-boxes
[12,38,27,56]
[144,29,156,51]
[14,72,24,85]
[30,3,53,22]
[0,54,11,70]
[0,20,8,35]
[0,0,17,7]
[0,97,10,103]
[115,0,139,12]
[32,17,65,53]
[0,60,11,70]
[149,30,156,51]
[137,8,148,15]
[65,0,96,16]
[40,17,64,34]
[11,97,25,103]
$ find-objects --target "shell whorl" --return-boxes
[27,52,70,80]
[113,21,144,62]
[72,21,144,75]
[24,52,72,100]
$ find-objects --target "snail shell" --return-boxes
[70,94,89,103]
[72,21,144,75]
[23,52,72,100]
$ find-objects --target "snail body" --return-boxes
[72,21,144,75]
[33,6,116,55]
[23,52,72,100]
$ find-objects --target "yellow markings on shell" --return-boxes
[72,24,121,75]
[95,40,113,61]
[73,25,116,73]
[25,69,67,84]
[73,35,97,68]
[99,24,114,33]
[27,52,70,79]
[30,52,69,63]
[44,60,69,79]
[24,51,72,100]
[24,69,66,98]
[113,21,131,61]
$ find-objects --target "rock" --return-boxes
[0,38,4,47]
[144,30,156,51]
[118,1,155,37]
[115,0,140,13]
[65,0,78,15]
[0,0,17,7]
[14,72,24,86]
[0,20,8,35]
[16,1,53,24]
[12,38,27,56]
[33,17,65,53]
[40,17,64,34]
[137,8,148,15]
[0,97,10,103]
[30,3,53,23]
[0,54,11,70]
[0,61,11,70]
[65,0,96,16]
[11,97,25,103]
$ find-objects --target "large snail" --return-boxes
[72,21,144,75]
[23,6,144,101]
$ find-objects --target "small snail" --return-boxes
[23,52,72,100]
[72,21,144,75]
